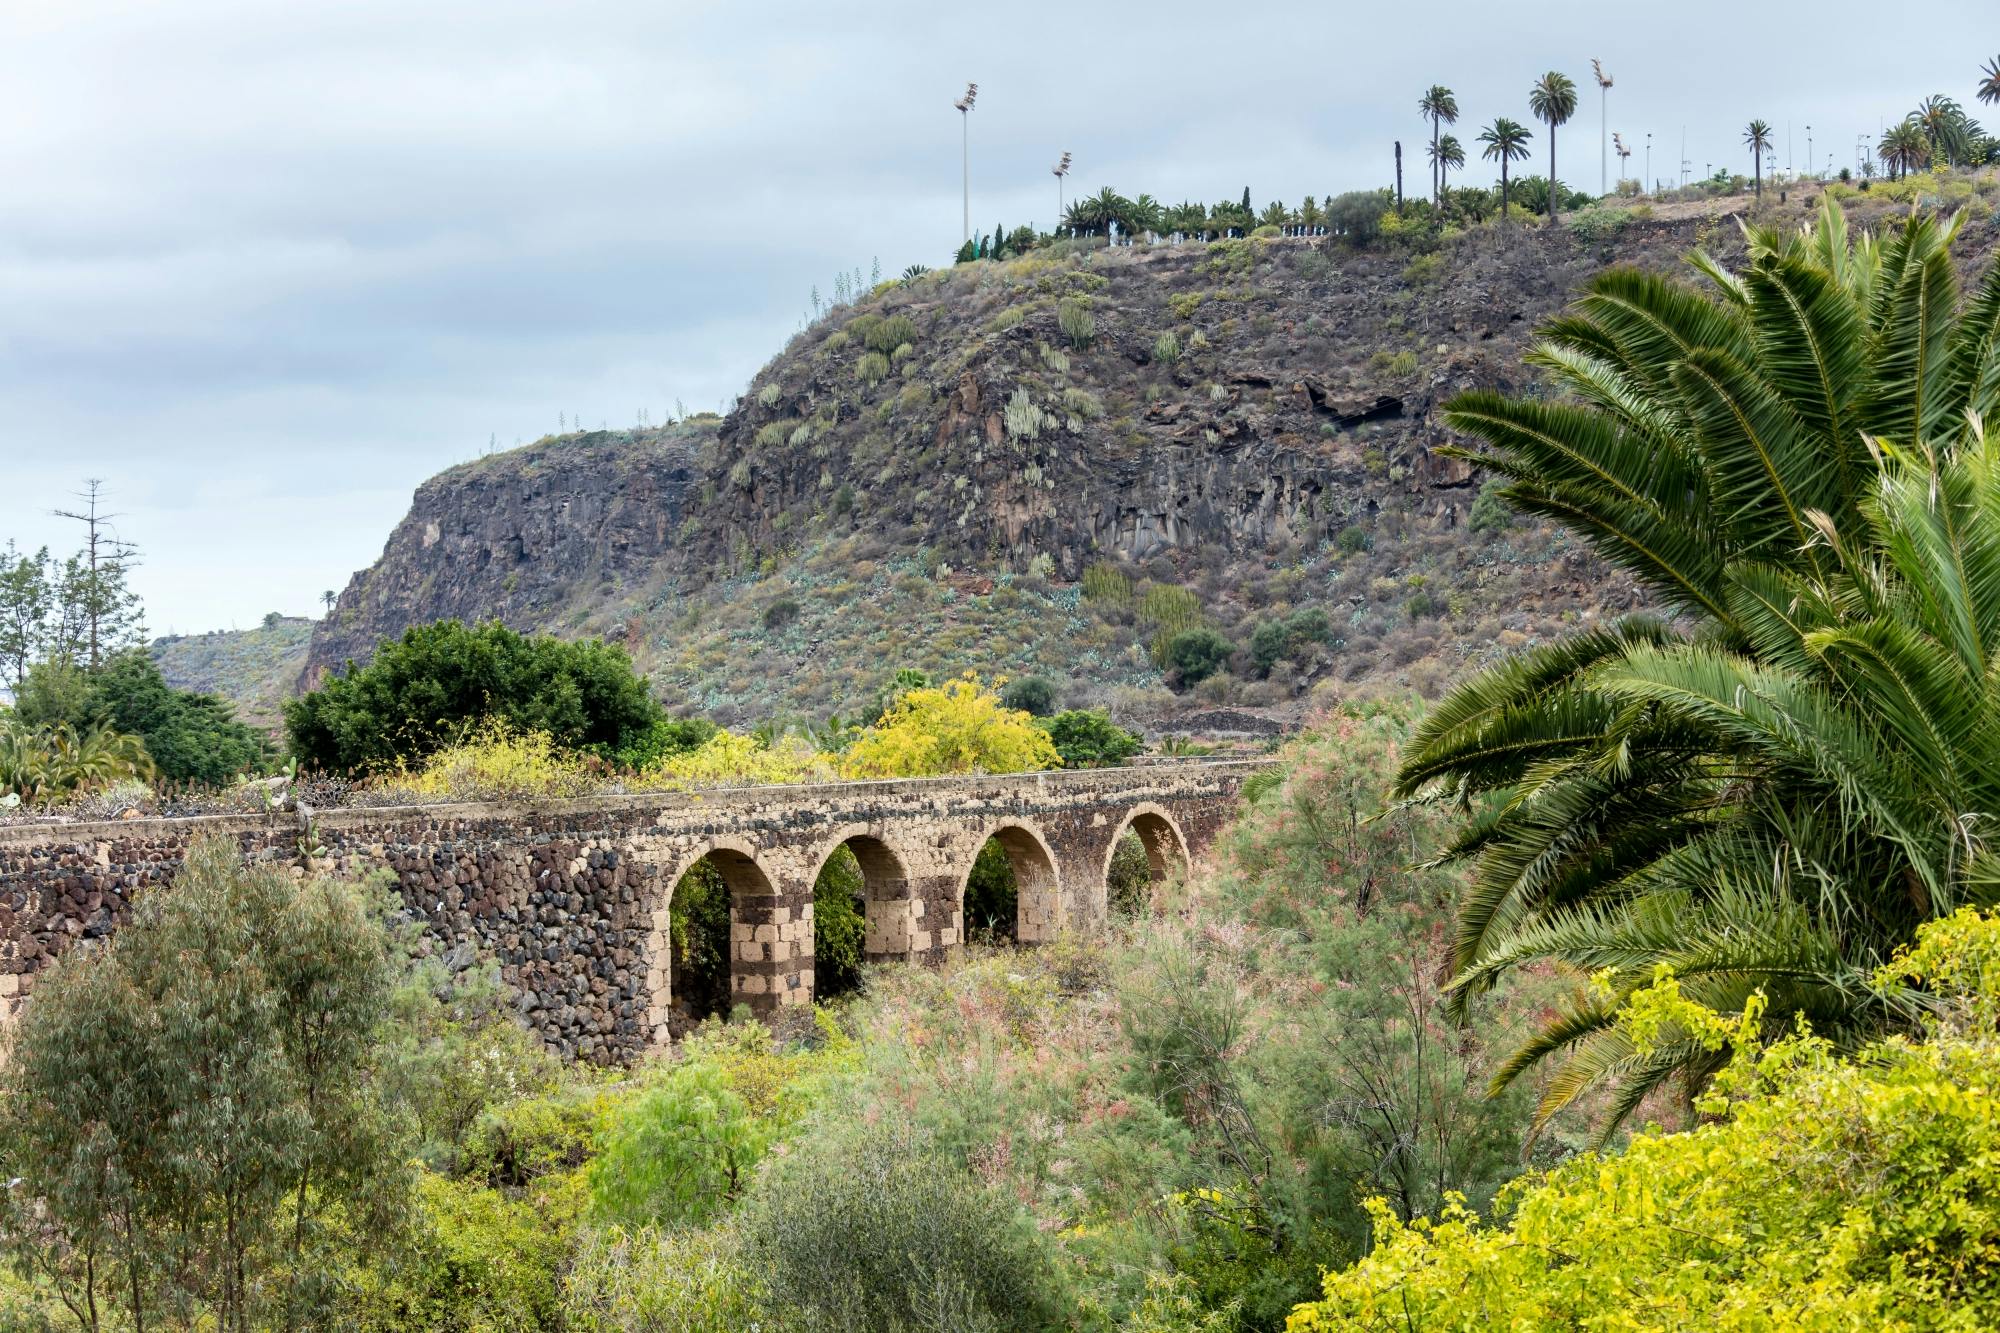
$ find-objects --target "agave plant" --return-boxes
[1394,199,2000,1134]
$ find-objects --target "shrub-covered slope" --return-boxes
[153,615,315,734]
[300,195,2000,730]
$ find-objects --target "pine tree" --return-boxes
[1241,186,1251,214]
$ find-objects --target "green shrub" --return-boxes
[1324,190,1392,244]
[1168,290,1208,320]
[756,384,782,408]
[562,1221,767,1333]
[1039,340,1070,373]
[762,597,801,630]
[462,1081,616,1189]
[1001,675,1058,717]
[891,340,915,363]
[588,1063,771,1229]
[1250,606,1332,676]
[988,306,1026,332]
[1336,524,1371,555]
[846,313,884,348]
[1165,627,1234,683]
[743,1123,1068,1332]
[1404,591,1439,620]
[1467,475,1515,533]
[814,844,868,998]
[820,329,849,353]
[753,420,788,448]
[1061,386,1104,420]
[1153,331,1182,364]
[865,313,918,354]
[855,351,890,385]
[1058,296,1096,349]
[613,716,718,770]
[1039,708,1142,767]
[346,1171,578,1332]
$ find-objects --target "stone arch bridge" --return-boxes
[0,761,1256,1062]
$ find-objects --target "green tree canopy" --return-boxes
[80,650,269,785]
[284,620,662,775]
[1038,708,1142,768]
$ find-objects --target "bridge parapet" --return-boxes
[0,760,1259,1062]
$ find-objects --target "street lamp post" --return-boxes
[954,82,978,247]
[1052,151,1072,233]
[1806,125,1813,180]
[1645,131,1652,195]
[1591,59,1613,196]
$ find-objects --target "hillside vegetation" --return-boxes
[301,186,2000,736]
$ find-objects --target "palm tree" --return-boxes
[1914,94,1971,166]
[1127,193,1163,243]
[1427,135,1465,207]
[1982,56,2000,106]
[1879,119,1930,180]
[1393,199,2000,1134]
[1528,71,1579,220]
[1743,119,1773,197]
[1419,85,1459,208]
[1299,195,1323,236]
[1479,118,1534,222]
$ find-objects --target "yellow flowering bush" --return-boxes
[1286,909,2000,1332]
[839,674,1059,779]
[641,730,834,790]
[392,720,600,800]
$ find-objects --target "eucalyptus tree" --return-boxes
[1394,200,2000,1134]
[1528,71,1579,219]
[1744,119,1773,197]
[1419,85,1459,208]
[1478,117,1533,221]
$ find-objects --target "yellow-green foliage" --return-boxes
[346,1171,582,1332]
[563,1221,767,1333]
[840,674,1060,778]
[1168,290,1208,320]
[1081,561,1133,607]
[1139,583,1205,668]
[988,305,1026,333]
[855,351,890,386]
[1061,387,1103,421]
[820,329,849,353]
[1287,909,2000,1333]
[642,731,834,790]
[391,721,599,801]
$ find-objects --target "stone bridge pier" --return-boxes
[0,761,1257,1063]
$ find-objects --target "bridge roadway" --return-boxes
[0,759,1257,1061]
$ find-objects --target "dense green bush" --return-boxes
[1248,606,1331,677]
[865,313,918,354]
[1466,475,1514,532]
[563,1222,767,1333]
[612,715,718,770]
[284,620,662,775]
[855,351,890,385]
[1039,708,1142,767]
[1323,189,1392,244]
[743,1121,1069,1332]
[813,844,868,998]
[1000,674,1058,716]
[1164,627,1233,684]
[589,1063,771,1229]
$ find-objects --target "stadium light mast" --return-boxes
[954,82,978,246]
[1591,59,1613,195]
[1053,151,1072,231]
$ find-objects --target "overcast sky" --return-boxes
[1,0,1990,635]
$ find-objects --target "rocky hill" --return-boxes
[298,194,2000,732]
[154,616,316,734]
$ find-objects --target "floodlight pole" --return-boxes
[954,82,979,247]
[1592,59,1613,196]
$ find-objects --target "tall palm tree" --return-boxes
[1879,119,1930,180]
[1743,119,1773,197]
[1528,71,1579,220]
[1127,193,1163,242]
[1394,199,2000,1134]
[1982,55,2000,106]
[1479,118,1534,222]
[1428,134,1465,207]
[1419,85,1459,208]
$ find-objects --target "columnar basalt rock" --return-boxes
[0,762,1253,1062]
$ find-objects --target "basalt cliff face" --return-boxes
[303,211,1809,727]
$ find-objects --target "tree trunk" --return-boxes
[1549,129,1559,221]
[1502,161,1511,224]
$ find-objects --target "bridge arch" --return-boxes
[1102,802,1192,905]
[803,827,915,998]
[958,821,1063,945]
[642,837,798,1046]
